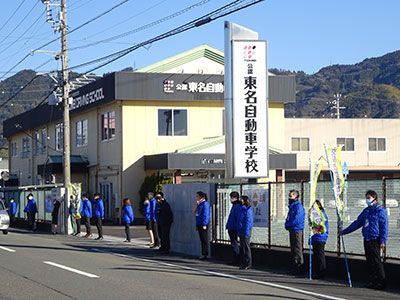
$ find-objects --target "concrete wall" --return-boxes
[163,183,216,257]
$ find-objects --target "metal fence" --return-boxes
[1,185,62,223]
[214,178,400,260]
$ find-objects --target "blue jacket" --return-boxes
[311,210,329,243]
[144,202,151,221]
[94,198,104,218]
[285,200,305,232]
[81,199,92,218]
[150,198,157,221]
[343,202,388,244]
[226,201,241,231]
[196,201,210,227]
[9,201,17,215]
[24,198,37,213]
[238,205,254,239]
[123,205,134,224]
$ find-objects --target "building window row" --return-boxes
[290,137,387,152]
[76,119,88,147]
[22,137,30,158]
[101,111,116,141]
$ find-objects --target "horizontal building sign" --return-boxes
[70,88,105,110]
[163,80,224,94]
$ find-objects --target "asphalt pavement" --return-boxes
[0,228,399,300]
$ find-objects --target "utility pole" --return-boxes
[327,93,346,119]
[61,0,71,235]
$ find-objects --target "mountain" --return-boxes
[282,50,400,118]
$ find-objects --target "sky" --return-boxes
[0,0,399,80]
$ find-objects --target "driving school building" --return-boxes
[3,45,296,221]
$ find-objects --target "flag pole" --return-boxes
[324,144,352,287]
[308,159,312,280]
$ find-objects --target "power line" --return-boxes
[0,0,27,36]
[0,0,41,46]
[69,0,210,52]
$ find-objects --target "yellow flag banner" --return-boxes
[309,160,327,234]
[325,146,345,221]
[70,183,82,218]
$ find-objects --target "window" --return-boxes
[158,109,188,136]
[55,123,64,151]
[22,137,30,158]
[33,130,40,155]
[368,137,386,151]
[337,137,355,151]
[76,119,88,146]
[11,142,18,157]
[41,128,47,154]
[291,137,310,152]
[101,111,115,141]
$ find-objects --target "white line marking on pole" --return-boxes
[43,261,99,278]
[0,246,15,252]
[91,248,346,300]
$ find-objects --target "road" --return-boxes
[0,229,399,300]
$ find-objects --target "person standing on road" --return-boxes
[225,191,241,265]
[81,194,93,238]
[238,195,254,270]
[155,192,173,254]
[24,193,37,231]
[9,198,16,227]
[340,190,388,290]
[73,196,83,236]
[311,200,329,279]
[51,199,61,234]
[122,198,134,242]
[149,192,160,248]
[285,189,305,275]
[193,191,210,260]
[93,193,104,240]
[143,197,154,247]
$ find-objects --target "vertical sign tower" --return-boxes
[224,22,269,179]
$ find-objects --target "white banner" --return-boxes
[232,40,268,178]
[242,189,268,227]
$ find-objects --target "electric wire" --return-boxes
[0,0,27,36]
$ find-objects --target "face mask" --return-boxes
[28,197,33,200]
[230,198,236,203]
[366,198,374,206]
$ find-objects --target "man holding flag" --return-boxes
[340,190,388,290]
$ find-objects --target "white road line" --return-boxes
[91,248,346,300]
[43,261,99,278]
[0,246,15,253]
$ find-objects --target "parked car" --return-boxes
[0,200,10,234]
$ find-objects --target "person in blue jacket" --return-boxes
[24,193,37,231]
[193,191,210,260]
[143,197,154,247]
[340,190,388,290]
[225,191,241,265]
[81,194,93,238]
[9,197,17,227]
[122,198,134,242]
[311,200,329,279]
[93,192,104,240]
[238,195,254,270]
[285,189,305,275]
[148,192,160,248]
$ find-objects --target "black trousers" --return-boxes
[83,217,91,234]
[95,217,103,237]
[364,239,386,285]
[239,233,252,267]
[289,231,304,272]
[151,220,160,246]
[124,223,131,241]
[312,241,326,278]
[159,223,171,252]
[197,225,209,256]
[27,212,36,231]
[75,218,81,234]
[9,214,15,227]
[228,229,240,263]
